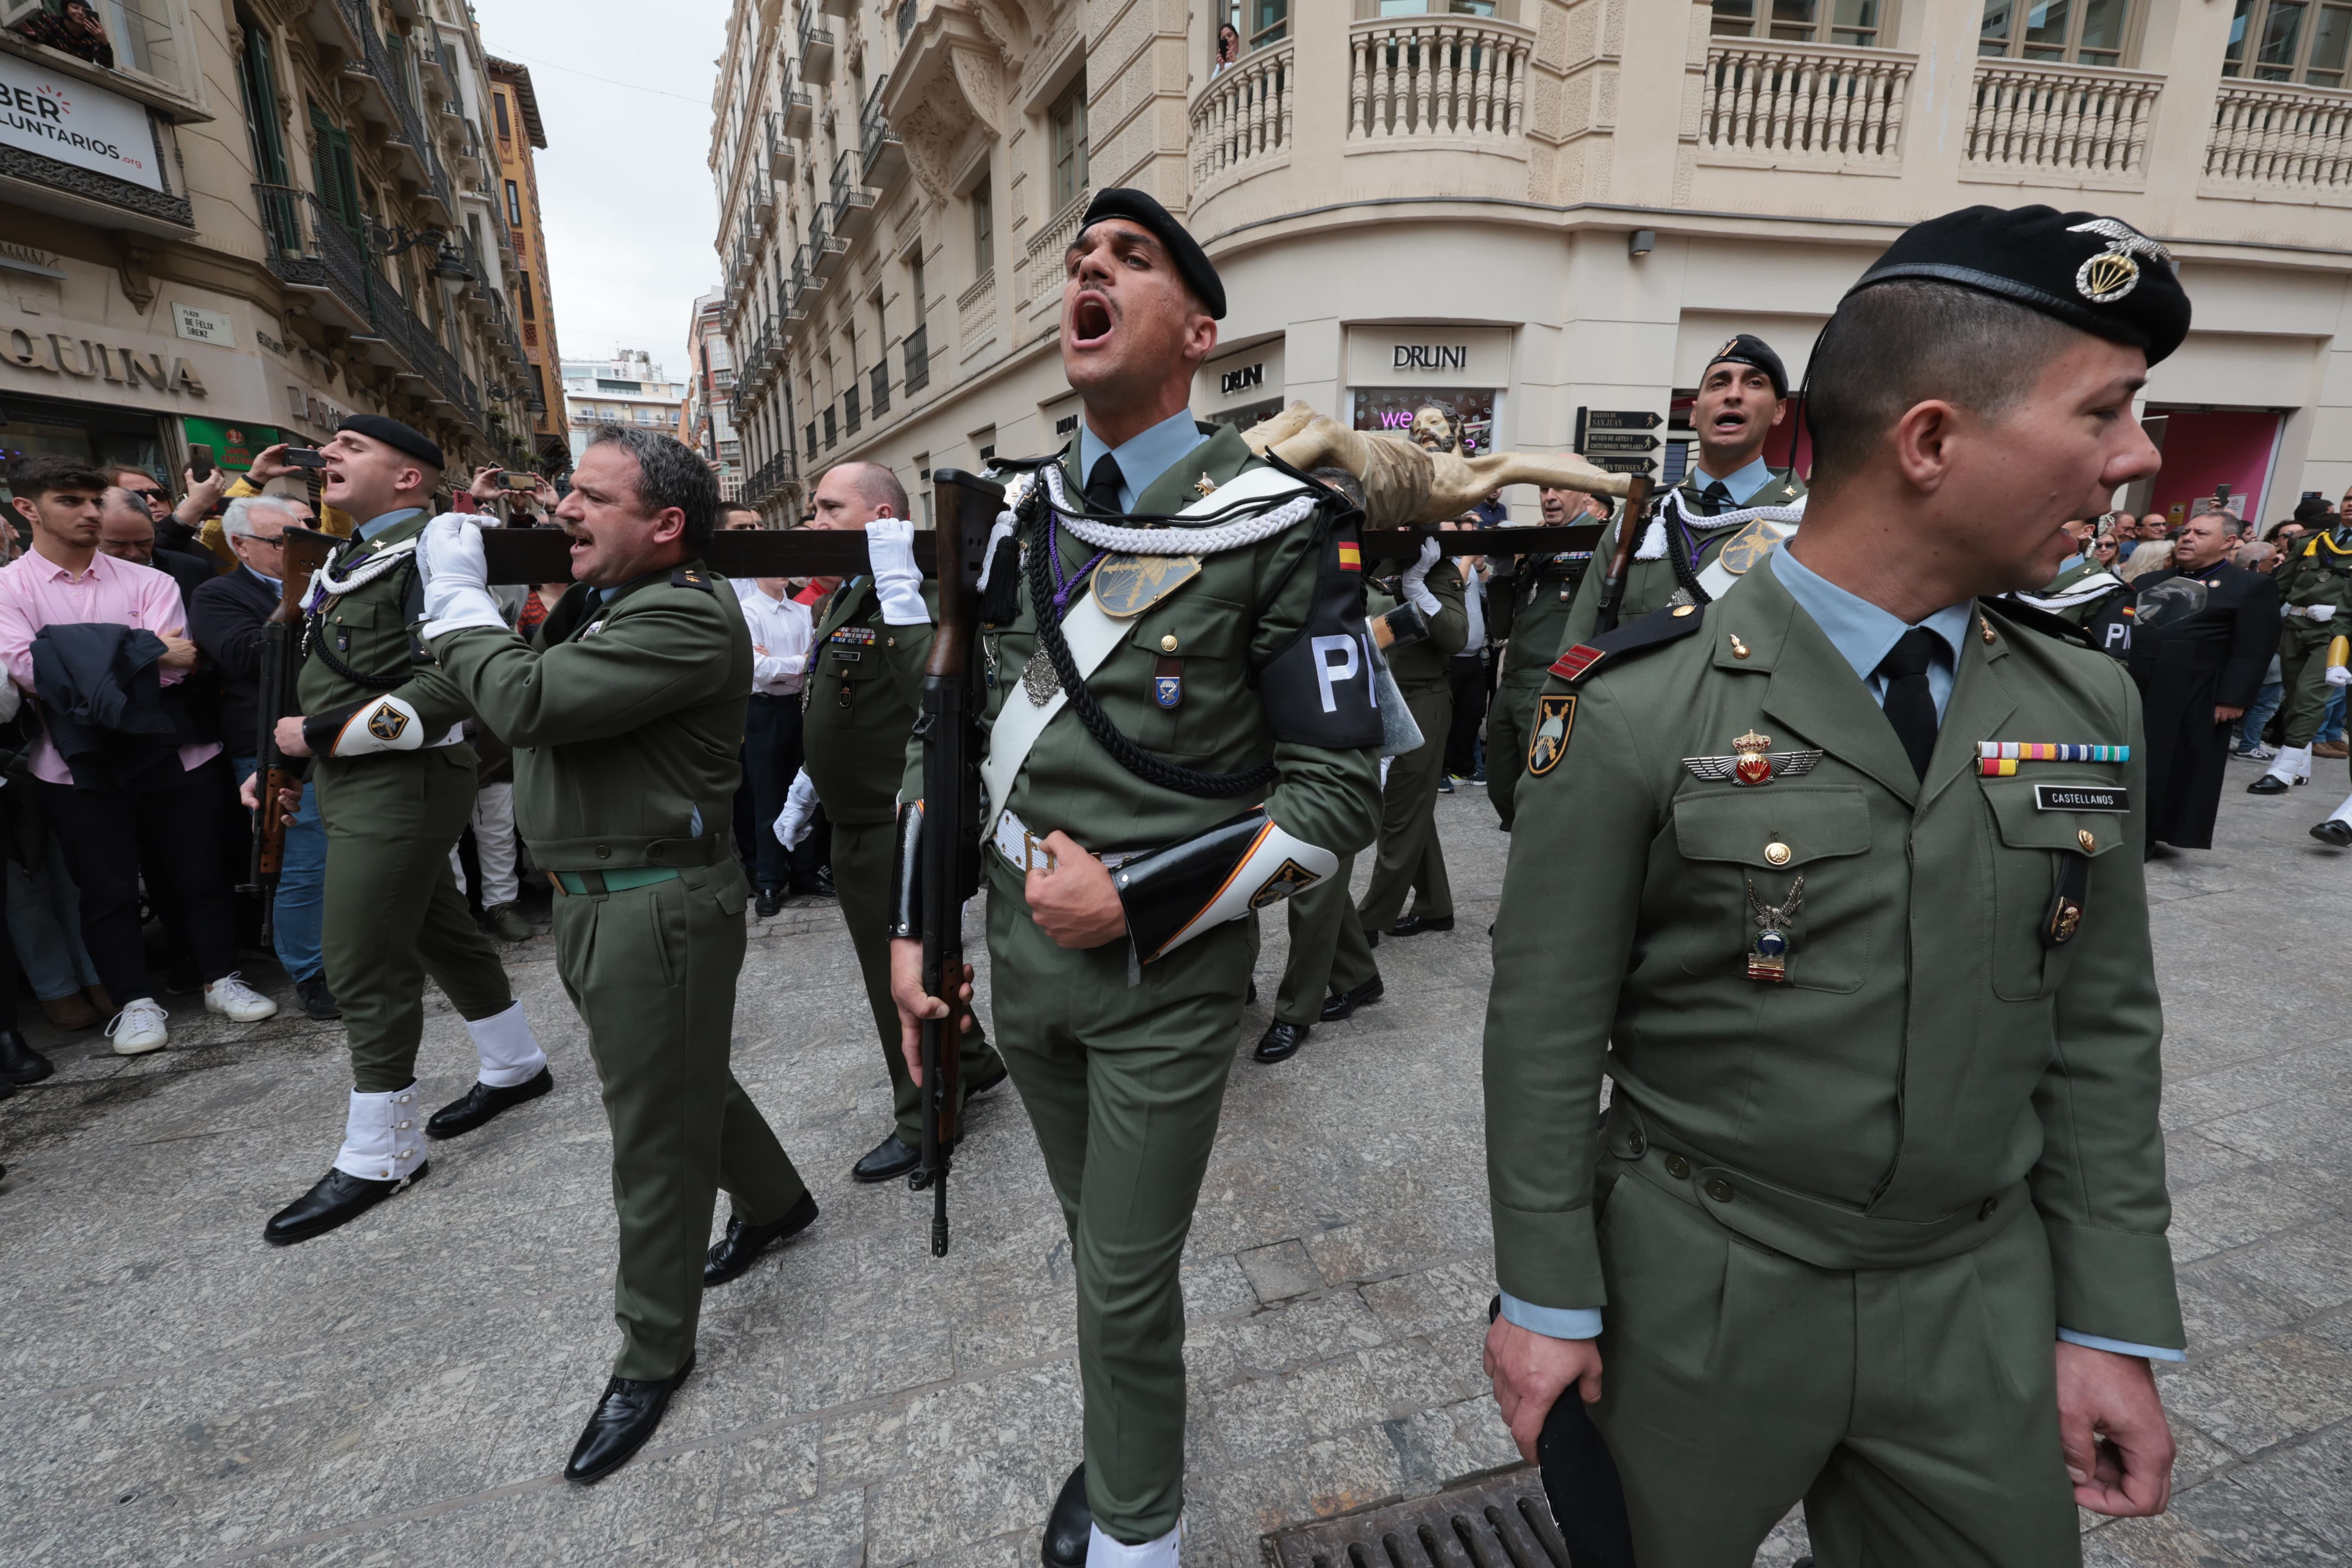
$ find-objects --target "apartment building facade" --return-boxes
[712,0,2352,527]
[686,288,743,499]
[561,349,688,463]
[1,0,552,491]
[486,55,568,470]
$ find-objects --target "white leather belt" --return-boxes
[991,809,1141,875]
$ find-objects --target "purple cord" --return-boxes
[1046,510,1108,621]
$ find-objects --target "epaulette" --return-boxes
[670,567,716,594]
[1549,603,1705,683]
[1980,594,2094,651]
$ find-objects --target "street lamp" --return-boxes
[372,222,475,282]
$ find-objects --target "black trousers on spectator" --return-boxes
[37,756,240,1005]
[734,692,805,893]
[1446,651,1491,777]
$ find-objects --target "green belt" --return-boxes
[551,866,681,896]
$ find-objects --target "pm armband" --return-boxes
[1112,810,1338,963]
[888,802,924,939]
[304,695,426,758]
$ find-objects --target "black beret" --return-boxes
[1847,204,2190,365]
[1704,333,1788,399]
[1075,187,1225,320]
[337,413,444,470]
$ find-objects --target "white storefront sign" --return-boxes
[172,303,236,347]
[0,56,164,192]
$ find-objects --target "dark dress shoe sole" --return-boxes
[1254,1023,1309,1064]
[425,1067,554,1140]
[1390,915,1456,936]
[565,1357,693,1484]
[0,1057,54,1089]
[2312,821,2352,847]
[1042,1463,1091,1568]
[2248,777,2292,794]
[703,1190,821,1285]
[1319,980,1385,1023]
[852,1137,922,1184]
[263,1163,429,1246]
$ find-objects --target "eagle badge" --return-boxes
[1685,731,1821,786]
[2066,218,2172,305]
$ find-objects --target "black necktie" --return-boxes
[1085,454,1125,515]
[1699,480,1732,517]
[1875,628,1941,781]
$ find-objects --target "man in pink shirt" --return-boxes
[0,456,278,1054]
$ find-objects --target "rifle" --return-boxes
[248,526,341,941]
[905,470,998,1257]
[1590,474,1655,637]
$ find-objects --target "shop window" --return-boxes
[1711,0,1884,46]
[1350,386,1497,457]
[1978,0,2132,67]
[1048,79,1088,213]
[2223,1,2352,86]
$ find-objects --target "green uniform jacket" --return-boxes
[1371,556,1468,694]
[909,424,1381,862]
[1491,550,1594,679]
[298,512,476,755]
[1556,466,1807,653]
[429,563,750,871]
[2277,529,2352,612]
[804,576,938,826]
[1484,558,2182,1349]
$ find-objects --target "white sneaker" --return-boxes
[106,997,170,1056]
[2234,743,2278,762]
[204,973,280,1023]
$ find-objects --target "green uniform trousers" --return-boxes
[1357,685,1453,929]
[831,818,1005,1141]
[315,748,516,1094]
[2276,617,2340,749]
[1590,1165,2081,1568]
[550,860,808,1380]
[986,854,1249,1544]
[1486,673,1544,831]
[1273,855,1377,1027]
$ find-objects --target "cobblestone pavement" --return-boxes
[1,774,2347,1567]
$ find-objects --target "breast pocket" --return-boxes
[328,600,377,656]
[1670,786,1874,993]
[1122,591,1247,760]
[1980,776,2130,1001]
[820,646,882,710]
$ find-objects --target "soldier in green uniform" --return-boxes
[772,459,1007,1182]
[2246,513,2352,794]
[1482,207,2188,1567]
[261,415,550,1247]
[1353,536,1467,938]
[1485,486,1606,831]
[889,189,1381,1568]
[1556,334,1808,650]
[414,425,815,1484]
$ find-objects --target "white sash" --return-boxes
[980,590,1129,838]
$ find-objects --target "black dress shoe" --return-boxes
[754,886,785,918]
[1320,977,1385,1022]
[1389,911,1455,937]
[704,1189,820,1285]
[966,1064,1009,1098]
[294,974,342,1021]
[853,1133,921,1183]
[0,1029,54,1087]
[1255,1020,1309,1063]
[565,1355,694,1484]
[425,1067,554,1140]
[2313,819,2352,847]
[1042,1463,1091,1568]
[2249,775,2292,794]
[263,1163,429,1245]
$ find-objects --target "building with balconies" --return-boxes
[712,0,2352,528]
[687,288,744,499]
[1,0,546,489]
[561,351,689,461]
[485,56,568,471]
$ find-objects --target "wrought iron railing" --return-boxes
[904,322,929,393]
[870,359,891,417]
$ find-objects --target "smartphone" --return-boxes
[500,470,539,492]
[189,443,214,481]
[282,447,327,471]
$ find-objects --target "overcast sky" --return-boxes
[476,0,724,379]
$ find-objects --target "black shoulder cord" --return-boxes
[303,557,415,691]
[1024,505,1277,800]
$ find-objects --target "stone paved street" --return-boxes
[3,775,2350,1567]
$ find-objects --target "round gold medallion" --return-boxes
[1764,841,1792,866]
[1160,634,1179,652]
[2078,828,2097,853]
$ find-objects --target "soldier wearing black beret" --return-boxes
[1485,205,2188,1564]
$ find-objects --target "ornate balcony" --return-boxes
[798,14,836,85]
[1017,188,1088,317]
[1192,41,1293,197]
[862,76,907,191]
[2205,79,2352,204]
[1699,40,1914,173]
[767,113,797,178]
[832,151,876,241]
[783,80,814,140]
[1963,58,2161,188]
[1347,15,1530,145]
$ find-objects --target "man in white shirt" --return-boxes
[722,504,814,916]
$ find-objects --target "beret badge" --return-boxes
[2067,217,2172,306]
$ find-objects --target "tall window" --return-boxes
[493,89,512,140]
[504,178,523,226]
[1048,79,1088,211]
[518,270,536,320]
[1246,0,1287,49]
[235,12,291,185]
[971,177,994,274]
[308,103,362,236]
[1978,0,2131,66]
[2223,1,2352,86]
[909,247,927,330]
[1712,0,1884,46]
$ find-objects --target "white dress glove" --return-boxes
[773,768,820,849]
[2328,662,2352,688]
[867,518,929,626]
[416,514,509,640]
[2308,604,2337,623]
[1401,534,1443,617]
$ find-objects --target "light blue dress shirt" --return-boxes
[1074,408,1211,513]
[1500,545,2182,1361]
[355,506,422,543]
[1689,454,1776,509]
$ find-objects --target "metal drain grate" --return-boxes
[1263,1468,1568,1568]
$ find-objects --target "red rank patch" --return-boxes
[1550,644,1606,681]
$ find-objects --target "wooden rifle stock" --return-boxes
[249,527,340,938]
[909,470,1000,1257]
[1591,475,1654,637]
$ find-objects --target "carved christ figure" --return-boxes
[1239,401,1631,527]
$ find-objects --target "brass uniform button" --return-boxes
[1728,633,1750,659]
[1704,1177,1735,1203]
[1662,1153,1690,1180]
[2077,829,2096,852]
[1764,842,1792,867]
[1160,634,1179,652]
